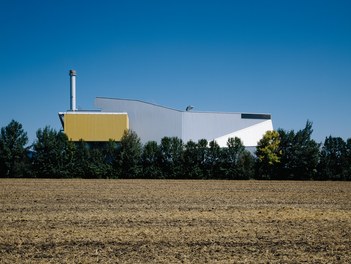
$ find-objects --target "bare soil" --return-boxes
[0,179,350,263]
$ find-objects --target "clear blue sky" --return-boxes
[1,0,350,144]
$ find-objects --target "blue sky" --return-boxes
[1,0,350,144]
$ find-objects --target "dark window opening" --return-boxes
[241,113,271,120]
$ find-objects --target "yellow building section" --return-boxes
[64,113,129,141]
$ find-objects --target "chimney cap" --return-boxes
[69,70,76,76]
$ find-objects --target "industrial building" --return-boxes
[58,70,129,143]
[59,70,273,147]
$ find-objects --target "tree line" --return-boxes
[0,119,350,180]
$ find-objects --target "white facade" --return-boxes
[95,97,273,147]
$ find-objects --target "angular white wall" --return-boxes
[95,97,273,147]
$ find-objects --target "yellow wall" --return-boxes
[64,113,129,141]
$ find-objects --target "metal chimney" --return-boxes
[69,70,77,111]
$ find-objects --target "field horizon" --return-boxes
[1,179,350,263]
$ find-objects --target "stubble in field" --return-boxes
[0,179,350,263]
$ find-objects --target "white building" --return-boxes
[94,97,273,147]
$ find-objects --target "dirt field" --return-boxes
[0,179,350,263]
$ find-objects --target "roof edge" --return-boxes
[95,96,272,116]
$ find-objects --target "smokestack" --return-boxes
[69,70,77,111]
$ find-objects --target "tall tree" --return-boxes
[255,130,281,179]
[32,126,74,178]
[70,140,117,179]
[345,138,351,180]
[222,137,253,179]
[117,130,142,178]
[71,140,90,178]
[0,120,29,177]
[159,137,184,179]
[183,140,202,179]
[86,147,113,179]
[318,136,348,180]
[206,140,222,179]
[197,139,209,179]
[277,121,320,180]
[142,141,162,179]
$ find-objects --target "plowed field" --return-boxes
[0,179,350,263]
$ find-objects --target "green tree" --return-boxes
[142,141,162,178]
[159,137,184,179]
[222,137,253,179]
[117,130,142,178]
[277,121,320,180]
[318,136,348,180]
[32,126,74,178]
[241,150,256,180]
[86,147,114,179]
[345,138,351,180]
[197,139,209,178]
[70,140,117,179]
[255,130,281,179]
[0,120,30,177]
[71,140,90,178]
[206,140,222,179]
[183,140,203,179]
[104,140,120,178]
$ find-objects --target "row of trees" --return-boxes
[0,120,350,180]
[256,123,351,180]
